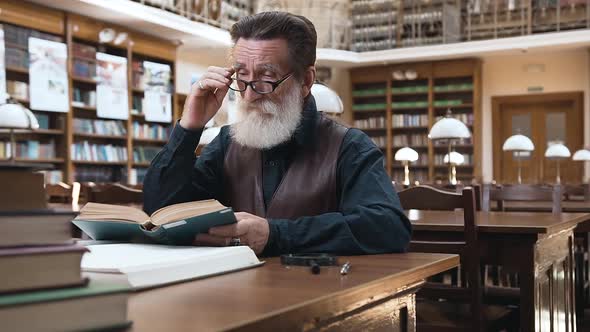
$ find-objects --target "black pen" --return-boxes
[340,261,351,275]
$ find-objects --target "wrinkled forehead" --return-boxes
[231,38,290,74]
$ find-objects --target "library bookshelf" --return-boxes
[350,58,481,184]
[0,0,182,185]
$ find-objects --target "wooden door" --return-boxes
[493,92,584,184]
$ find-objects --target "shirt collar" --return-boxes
[293,94,319,147]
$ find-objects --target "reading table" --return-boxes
[408,210,590,331]
[126,253,458,331]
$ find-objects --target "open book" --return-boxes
[72,200,236,245]
[82,243,264,289]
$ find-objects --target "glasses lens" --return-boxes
[252,81,274,94]
[229,79,246,91]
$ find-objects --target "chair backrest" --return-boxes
[89,183,143,204]
[398,185,482,329]
[398,185,477,251]
[483,183,562,214]
[418,182,482,211]
[564,184,590,201]
[46,182,81,204]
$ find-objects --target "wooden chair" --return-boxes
[45,182,80,204]
[564,183,590,201]
[88,183,143,205]
[425,182,483,211]
[482,183,562,214]
[398,185,517,331]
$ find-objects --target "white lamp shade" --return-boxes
[544,143,571,158]
[0,102,39,129]
[443,152,465,165]
[573,149,590,161]
[311,83,343,114]
[428,117,471,140]
[394,147,419,162]
[502,134,534,151]
[199,127,221,145]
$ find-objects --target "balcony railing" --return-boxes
[133,0,252,30]
[132,0,590,52]
[351,0,590,52]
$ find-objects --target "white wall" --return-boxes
[481,49,590,182]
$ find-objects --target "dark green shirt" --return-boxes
[143,96,411,256]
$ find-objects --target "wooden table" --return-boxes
[503,200,590,213]
[126,253,458,332]
[408,210,590,332]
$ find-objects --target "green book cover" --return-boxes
[0,279,130,308]
[72,201,237,246]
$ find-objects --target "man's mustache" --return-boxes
[239,100,277,115]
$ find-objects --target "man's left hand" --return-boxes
[193,212,270,254]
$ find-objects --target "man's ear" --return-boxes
[301,66,316,98]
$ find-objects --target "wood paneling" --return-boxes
[68,13,176,61]
[129,32,176,61]
[0,0,64,35]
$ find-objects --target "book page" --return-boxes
[81,244,263,289]
[76,203,149,224]
[151,200,227,225]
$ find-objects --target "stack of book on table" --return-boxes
[0,211,131,331]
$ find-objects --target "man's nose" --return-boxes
[241,86,261,102]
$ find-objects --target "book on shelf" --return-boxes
[13,140,56,159]
[0,244,87,294]
[72,42,96,60]
[0,142,12,159]
[392,114,428,127]
[73,119,126,136]
[133,122,171,140]
[39,169,64,184]
[131,95,143,114]
[434,153,473,165]
[34,113,50,130]
[73,58,96,79]
[353,116,386,129]
[435,113,474,126]
[370,136,387,148]
[71,141,127,162]
[72,88,96,107]
[72,199,236,245]
[0,210,76,246]
[0,278,131,332]
[128,168,149,186]
[74,166,123,183]
[81,243,263,289]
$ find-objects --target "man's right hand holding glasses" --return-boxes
[179,66,235,131]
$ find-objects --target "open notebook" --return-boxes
[81,244,263,289]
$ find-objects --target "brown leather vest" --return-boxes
[223,114,348,219]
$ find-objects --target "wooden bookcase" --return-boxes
[0,0,181,185]
[350,58,481,184]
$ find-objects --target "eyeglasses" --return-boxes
[228,72,293,94]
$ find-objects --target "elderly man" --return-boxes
[143,11,411,256]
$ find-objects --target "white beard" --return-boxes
[230,84,303,149]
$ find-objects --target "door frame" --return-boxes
[492,91,584,182]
